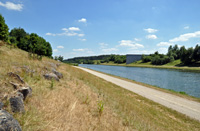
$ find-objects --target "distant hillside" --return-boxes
[64,55,111,64]
[64,54,126,64]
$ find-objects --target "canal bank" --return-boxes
[75,66,200,121]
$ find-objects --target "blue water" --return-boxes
[79,64,200,98]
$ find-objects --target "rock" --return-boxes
[17,86,32,100]
[0,109,22,131]
[9,92,25,113]
[0,102,3,109]
[43,73,59,81]
[52,68,63,79]
[48,62,57,69]
[8,72,25,84]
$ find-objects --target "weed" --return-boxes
[82,95,90,105]
[97,100,104,116]
[49,80,54,90]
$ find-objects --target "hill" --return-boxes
[0,42,200,130]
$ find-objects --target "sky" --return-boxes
[0,0,200,59]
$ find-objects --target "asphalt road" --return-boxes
[75,66,200,121]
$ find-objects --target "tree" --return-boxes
[193,44,200,62]
[0,14,9,41]
[58,55,64,62]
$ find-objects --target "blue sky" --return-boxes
[1,0,200,59]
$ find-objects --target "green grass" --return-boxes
[71,66,200,130]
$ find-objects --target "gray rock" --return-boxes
[17,86,32,100]
[0,102,3,109]
[9,92,25,113]
[43,73,59,81]
[0,109,22,131]
[48,62,57,69]
[52,68,63,79]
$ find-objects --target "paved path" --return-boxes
[75,66,200,121]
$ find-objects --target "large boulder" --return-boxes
[0,109,22,131]
[17,86,32,100]
[43,73,59,81]
[52,68,63,79]
[9,92,25,113]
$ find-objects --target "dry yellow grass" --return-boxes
[0,43,200,131]
[0,44,128,131]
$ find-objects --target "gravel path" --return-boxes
[75,66,200,121]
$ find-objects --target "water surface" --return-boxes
[79,64,200,98]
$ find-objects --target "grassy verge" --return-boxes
[72,66,200,130]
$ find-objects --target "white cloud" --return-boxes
[73,49,87,52]
[144,28,158,33]
[80,39,86,41]
[157,42,173,46]
[57,46,64,49]
[0,1,23,11]
[53,49,58,52]
[169,31,200,42]
[134,38,141,41]
[119,40,144,49]
[78,18,87,23]
[99,43,108,49]
[184,26,190,29]
[46,33,56,36]
[62,28,68,32]
[102,48,118,53]
[78,34,85,37]
[69,27,80,31]
[146,34,157,39]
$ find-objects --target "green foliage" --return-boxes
[0,14,9,41]
[108,55,126,64]
[9,28,53,57]
[97,100,104,116]
[142,55,152,62]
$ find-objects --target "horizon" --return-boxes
[1,0,200,59]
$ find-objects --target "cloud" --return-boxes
[134,38,141,41]
[169,31,200,42]
[78,34,85,37]
[184,26,190,29]
[53,49,58,52]
[62,28,68,32]
[57,46,64,49]
[99,43,108,49]
[119,40,144,49]
[80,39,86,41]
[46,33,56,36]
[146,34,157,39]
[157,42,173,46]
[102,48,118,52]
[144,28,158,33]
[69,27,80,31]
[78,18,87,23]
[0,1,23,11]
[73,49,87,52]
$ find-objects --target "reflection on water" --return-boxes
[79,64,200,98]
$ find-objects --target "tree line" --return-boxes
[64,54,127,64]
[0,14,52,58]
[142,44,200,65]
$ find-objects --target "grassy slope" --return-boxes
[0,44,200,130]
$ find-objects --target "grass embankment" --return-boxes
[0,43,200,130]
[101,59,200,71]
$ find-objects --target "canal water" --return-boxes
[79,64,200,98]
